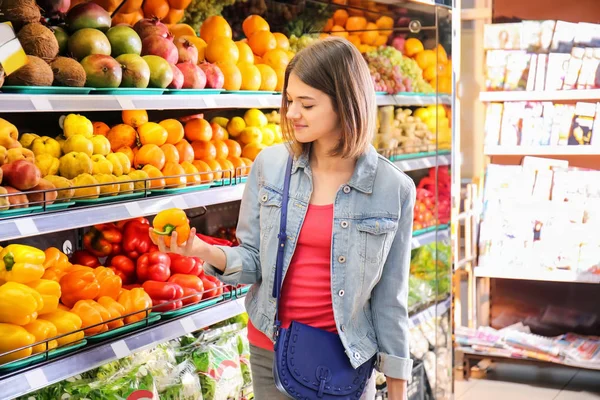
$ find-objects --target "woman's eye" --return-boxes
[302,105,314,110]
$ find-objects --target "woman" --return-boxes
[157,37,415,399]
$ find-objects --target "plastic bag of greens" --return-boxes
[158,359,203,400]
[236,328,252,387]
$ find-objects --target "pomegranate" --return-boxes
[199,63,224,89]
[177,62,206,89]
[134,17,170,41]
[142,35,178,65]
[38,0,70,18]
[175,37,198,65]
[168,63,184,89]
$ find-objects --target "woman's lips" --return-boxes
[293,124,307,130]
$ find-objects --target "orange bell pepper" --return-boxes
[97,296,125,329]
[60,266,100,308]
[0,323,35,365]
[70,299,111,335]
[117,288,152,324]
[93,267,122,300]
[39,309,84,347]
[23,319,58,354]
[151,208,190,247]
[43,247,70,270]
[26,279,61,315]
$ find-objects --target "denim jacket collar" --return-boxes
[291,145,378,194]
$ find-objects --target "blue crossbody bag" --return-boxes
[271,155,376,399]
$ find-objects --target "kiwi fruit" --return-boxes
[17,23,59,62]
[5,56,53,86]
[0,0,42,32]
[50,57,86,87]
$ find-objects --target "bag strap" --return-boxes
[272,155,293,335]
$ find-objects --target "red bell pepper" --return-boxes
[196,233,233,247]
[136,251,171,282]
[168,274,203,305]
[70,250,100,268]
[115,217,149,230]
[200,274,223,299]
[168,253,202,276]
[142,281,184,312]
[83,223,122,257]
[106,255,136,285]
[122,219,153,260]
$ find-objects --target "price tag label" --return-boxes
[423,158,433,168]
[111,340,131,358]
[180,317,196,333]
[411,238,419,249]
[25,369,48,389]
[172,196,188,209]
[117,97,135,110]
[125,202,143,217]
[204,97,217,108]
[31,97,52,111]
[17,218,38,236]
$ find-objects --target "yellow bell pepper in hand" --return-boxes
[0,282,44,325]
[0,245,45,283]
[23,319,58,354]
[0,323,35,365]
[27,279,61,315]
[38,309,84,347]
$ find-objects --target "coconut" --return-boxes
[50,56,86,87]
[5,56,53,86]
[0,0,42,32]
[17,23,60,62]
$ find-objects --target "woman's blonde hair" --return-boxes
[280,37,376,159]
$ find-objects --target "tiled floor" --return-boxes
[455,362,600,399]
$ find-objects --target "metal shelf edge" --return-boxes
[485,145,600,156]
[394,153,451,171]
[409,297,451,328]
[474,267,600,284]
[411,227,450,249]
[479,89,600,102]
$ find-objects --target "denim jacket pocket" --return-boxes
[356,218,398,266]
[258,185,282,231]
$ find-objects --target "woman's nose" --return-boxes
[286,102,301,120]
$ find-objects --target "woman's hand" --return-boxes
[386,377,407,400]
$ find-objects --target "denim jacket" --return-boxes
[204,143,416,380]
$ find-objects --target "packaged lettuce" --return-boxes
[236,328,252,387]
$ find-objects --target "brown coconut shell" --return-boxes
[5,56,53,86]
[17,23,59,62]
[0,0,42,32]
[50,56,86,87]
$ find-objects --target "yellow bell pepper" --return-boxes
[0,323,35,365]
[0,282,44,325]
[0,245,46,283]
[23,319,58,354]
[38,309,84,347]
[27,279,61,315]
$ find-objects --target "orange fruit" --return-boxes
[159,119,184,144]
[254,55,263,64]
[160,143,180,164]
[256,64,277,91]
[227,156,246,177]
[204,159,223,180]
[93,121,110,137]
[235,41,255,64]
[142,0,169,20]
[224,139,242,158]
[423,65,437,81]
[210,122,228,140]
[167,23,196,38]
[191,140,217,160]
[375,16,393,36]
[191,159,214,183]
[319,33,330,40]
[242,15,270,39]
[122,110,148,128]
[180,161,201,185]
[216,62,242,91]
[205,36,239,64]
[211,139,229,159]
[242,142,265,161]
[405,38,424,57]
[107,124,137,151]
[142,165,165,189]
[184,118,212,142]
[262,48,289,70]
[330,25,348,39]
[323,18,334,32]
[216,157,235,179]
[161,161,186,188]
[175,139,194,163]
[135,144,166,170]
[249,30,277,57]
[415,49,436,70]
[138,122,168,146]
[274,67,285,92]
[333,9,349,27]
[272,32,290,50]
[346,16,367,32]
[237,62,262,91]
[117,146,134,163]
[200,15,232,43]
[163,8,184,24]
[438,76,452,94]
[374,35,388,46]
[240,157,253,175]
[437,44,449,65]
[347,35,361,47]
[360,22,378,45]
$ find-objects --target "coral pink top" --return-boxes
[248,203,337,351]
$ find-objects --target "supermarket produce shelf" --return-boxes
[411,226,450,249]
[394,152,451,171]
[484,145,600,156]
[0,297,246,400]
[409,296,451,329]
[479,90,600,103]
[0,93,451,112]
[0,184,246,242]
[474,267,600,284]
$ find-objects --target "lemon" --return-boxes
[211,116,229,129]
[227,116,246,138]
[240,127,263,145]
[244,108,268,127]
[261,125,275,146]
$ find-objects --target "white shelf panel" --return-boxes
[484,146,600,156]
[0,297,246,400]
[479,90,600,102]
[0,184,246,242]
[411,226,450,249]
[0,93,450,112]
[474,267,600,284]
[394,153,451,171]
